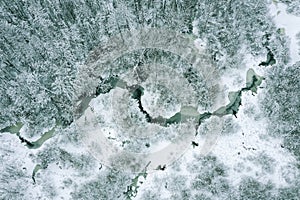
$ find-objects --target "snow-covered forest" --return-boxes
[0,0,299,199]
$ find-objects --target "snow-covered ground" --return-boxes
[213,91,297,188]
[0,133,43,199]
[135,43,299,198]
[269,2,300,64]
[1,1,299,199]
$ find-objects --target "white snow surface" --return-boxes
[2,10,300,198]
[0,133,43,199]
[269,2,300,64]
[135,52,298,199]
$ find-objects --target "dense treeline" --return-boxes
[0,0,289,139]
